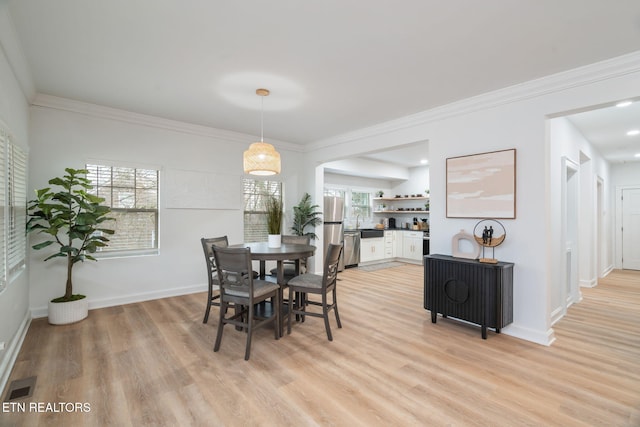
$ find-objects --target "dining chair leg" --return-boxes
[333,287,342,328]
[233,305,244,332]
[322,292,333,341]
[301,293,307,323]
[278,286,285,337]
[294,290,302,322]
[245,304,254,361]
[214,300,227,352]
[287,290,295,335]
[203,298,212,324]
[274,294,280,340]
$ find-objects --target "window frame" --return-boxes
[7,143,27,276]
[350,191,372,218]
[86,163,160,258]
[0,125,28,293]
[243,178,283,243]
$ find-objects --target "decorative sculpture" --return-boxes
[473,219,506,263]
[451,229,481,260]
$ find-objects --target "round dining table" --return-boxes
[230,242,316,334]
[231,242,316,280]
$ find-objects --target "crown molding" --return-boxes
[307,50,640,152]
[31,93,305,152]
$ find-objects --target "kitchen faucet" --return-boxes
[356,214,362,229]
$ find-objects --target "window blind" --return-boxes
[0,130,6,290]
[86,164,159,255]
[7,143,26,274]
[0,127,27,291]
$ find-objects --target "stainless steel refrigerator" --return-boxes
[323,196,345,271]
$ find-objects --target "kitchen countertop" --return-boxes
[344,228,429,240]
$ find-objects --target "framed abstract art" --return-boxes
[446,149,516,219]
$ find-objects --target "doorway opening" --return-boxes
[621,187,640,270]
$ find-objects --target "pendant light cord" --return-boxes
[260,95,264,143]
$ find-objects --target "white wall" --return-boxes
[392,166,429,197]
[548,117,612,322]
[612,162,640,186]
[0,5,31,392]
[304,51,640,345]
[324,172,393,190]
[324,158,410,181]
[27,100,303,315]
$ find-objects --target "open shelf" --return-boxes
[373,196,429,201]
[374,210,430,214]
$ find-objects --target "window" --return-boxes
[243,178,282,243]
[86,164,159,256]
[8,144,27,275]
[324,188,345,199]
[0,130,6,291]
[0,126,27,293]
[350,191,371,218]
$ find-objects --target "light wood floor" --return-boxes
[2,266,639,426]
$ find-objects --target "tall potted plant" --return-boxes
[291,192,322,240]
[27,168,115,324]
[265,195,283,248]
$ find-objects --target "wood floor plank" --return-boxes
[2,265,639,426]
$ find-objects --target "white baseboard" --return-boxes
[501,324,556,346]
[31,284,206,319]
[0,311,32,397]
[580,278,598,288]
[601,264,614,277]
[438,319,556,346]
[550,306,565,326]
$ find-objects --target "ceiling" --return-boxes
[566,99,640,164]
[6,1,640,165]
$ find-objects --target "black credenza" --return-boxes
[424,254,513,339]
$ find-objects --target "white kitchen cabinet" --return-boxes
[402,231,423,262]
[360,237,385,263]
[384,230,397,258]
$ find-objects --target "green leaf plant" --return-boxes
[291,192,322,240]
[265,195,283,235]
[27,168,115,302]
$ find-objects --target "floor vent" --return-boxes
[4,376,36,401]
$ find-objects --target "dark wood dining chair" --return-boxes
[200,236,229,324]
[287,243,343,341]
[212,245,280,360]
[270,235,311,282]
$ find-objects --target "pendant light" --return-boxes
[243,88,281,175]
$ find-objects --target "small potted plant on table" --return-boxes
[27,168,115,324]
[266,195,283,248]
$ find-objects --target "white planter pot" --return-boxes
[268,234,282,248]
[48,298,89,325]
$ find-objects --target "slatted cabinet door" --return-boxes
[424,254,513,339]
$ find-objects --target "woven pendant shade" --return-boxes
[243,88,281,176]
[243,142,281,175]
